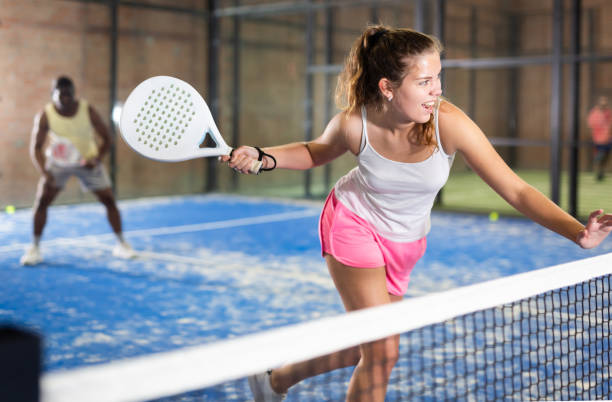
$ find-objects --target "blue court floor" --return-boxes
[0,194,610,377]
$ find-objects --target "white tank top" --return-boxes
[334,104,454,242]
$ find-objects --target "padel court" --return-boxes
[3,1,612,400]
[2,195,611,400]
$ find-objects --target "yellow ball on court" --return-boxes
[5,205,15,214]
[489,211,499,222]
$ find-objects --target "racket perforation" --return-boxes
[126,82,201,154]
[121,76,239,165]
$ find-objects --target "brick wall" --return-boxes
[0,0,209,208]
[1,0,611,208]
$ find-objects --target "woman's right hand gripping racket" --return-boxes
[119,76,262,173]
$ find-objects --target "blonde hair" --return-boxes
[335,24,443,146]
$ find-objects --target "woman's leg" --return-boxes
[327,255,402,401]
[270,254,401,401]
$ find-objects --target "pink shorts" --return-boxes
[319,190,426,296]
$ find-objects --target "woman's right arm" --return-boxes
[223,112,359,174]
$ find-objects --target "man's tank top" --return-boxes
[334,103,454,242]
[44,100,98,160]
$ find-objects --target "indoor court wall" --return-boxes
[1,0,611,218]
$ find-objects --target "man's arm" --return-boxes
[88,105,112,164]
[30,111,51,178]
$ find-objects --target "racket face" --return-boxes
[119,76,231,162]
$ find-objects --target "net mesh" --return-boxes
[42,253,612,402]
[163,275,611,401]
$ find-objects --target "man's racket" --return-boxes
[119,76,262,173]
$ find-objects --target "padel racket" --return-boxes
[119,76,262,173]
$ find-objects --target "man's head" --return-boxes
[51,76,76,109]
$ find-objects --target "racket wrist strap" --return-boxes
[255,147,276,171]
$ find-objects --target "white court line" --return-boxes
[0,209,320,253]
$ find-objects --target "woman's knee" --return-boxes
[360,335,400,369]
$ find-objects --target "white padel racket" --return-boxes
[46,137,83,167]
[119,76,262,173]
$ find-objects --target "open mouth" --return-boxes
[422,100,435,112]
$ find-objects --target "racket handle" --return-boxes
[227,149,262,174]
[250,160,263,175]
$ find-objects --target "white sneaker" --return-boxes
[112,242,136,259]
[248,371,286,402]
[20,245,42,266]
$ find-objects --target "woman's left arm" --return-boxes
[438,101,612,249]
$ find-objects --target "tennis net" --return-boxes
[42,252,612,401]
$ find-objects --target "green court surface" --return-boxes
[440,169,612,219]
[233,168,612,221]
